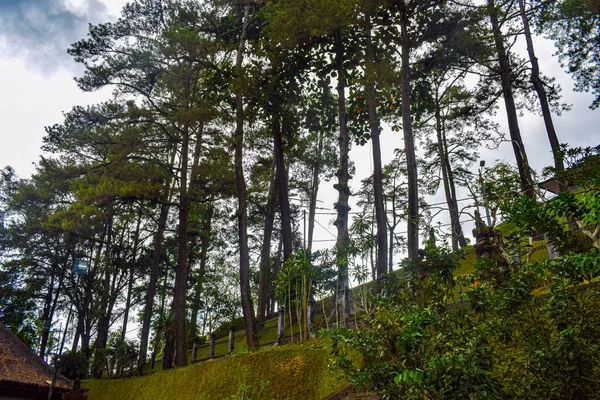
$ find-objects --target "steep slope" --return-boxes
[83,343,346,400]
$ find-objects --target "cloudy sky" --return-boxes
[0,0,598,254]
[0,0,126,176]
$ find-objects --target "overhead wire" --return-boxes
[310,217,477,243]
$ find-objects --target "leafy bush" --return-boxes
[327,243,600,399]
[106,333,138,377]
[59,350,90,380]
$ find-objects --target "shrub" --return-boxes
[328,244,600,399]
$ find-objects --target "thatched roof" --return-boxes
[0,321,72,391]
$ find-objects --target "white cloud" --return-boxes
[0,58,112,177]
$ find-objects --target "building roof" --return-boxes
[538,177,564,194]
[0,321,72,391]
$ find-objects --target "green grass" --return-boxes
[139,317,290,375]
[453,221,552,278]
[455,245,477,276]
[83,343,347,400]
[495,221,518,236]
[529,240,549,264]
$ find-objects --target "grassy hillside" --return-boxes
[140,315,308,375]
[86,221,554,399]
[84,343,346,400]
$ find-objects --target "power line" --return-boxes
[311,218,477,244]
[314,218,337,238]
[309,196,476,216]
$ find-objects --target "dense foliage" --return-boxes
[328,167,600,399]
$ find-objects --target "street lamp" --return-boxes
[479,160,492,227]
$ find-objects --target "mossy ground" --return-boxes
[140,318,299,375]
[84,342,346,400]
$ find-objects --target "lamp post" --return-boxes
[479,160,492,227]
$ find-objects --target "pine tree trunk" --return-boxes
[138,199,171,372]
[435,102,466,251]
[188,122,207,336]
[388,220,395,269]
[400,12,420,259]
[171,123,191,368]
[307,130,324,252]
[38,258,58,358]
[333,29,351,322]
[234,4,258,351]
[191,203,211,333]
[365,18,388,282]
[161,322,175,370]
[71,313,82,353]
[92,210,113,379]
[518,0,564,173]
[270,238,284,319]
[81,245,98,362]
[488,0,535,198]
[258,159,277,327]
[388,202,397,271]
[273,112,293,261]
[121,209,142,341]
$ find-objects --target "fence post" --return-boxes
[192,339,198,362]
[277,307,285,345]
[228,326,236,353]
[209,334,216,358]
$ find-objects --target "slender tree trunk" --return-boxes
[307,131,324,252]
[488,0,535,197]
[435,102,466,251]
[448,175,465,245]
[45,268,65,362]
[188,122,207,337]
[138,147,177,373]
[518,0,564,173]
[333,29,351,322]
[371,205,375,281]
[388,222,395,270]
[400,12,420,258]
[189,280,201,337]
[41,234,76,360]
[71,313,82,353]
[81,242,100,363]
[234,3,258,351]
[121,209,142,341]
[171,122,191,368]
[269,238,283,319]
[365,18,388,282]
[39,257,58,358]
[258,159,277,327]
[273,112,293,261]
[190,204,211,334]
[387,195,398,271]
[92,209,114,378]
[138,198,171,371]
[162,324,175,370]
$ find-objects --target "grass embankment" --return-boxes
[455,220,550,277]
[87,221,553,398]
[84,343,346,400]
[139,317,297,375]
